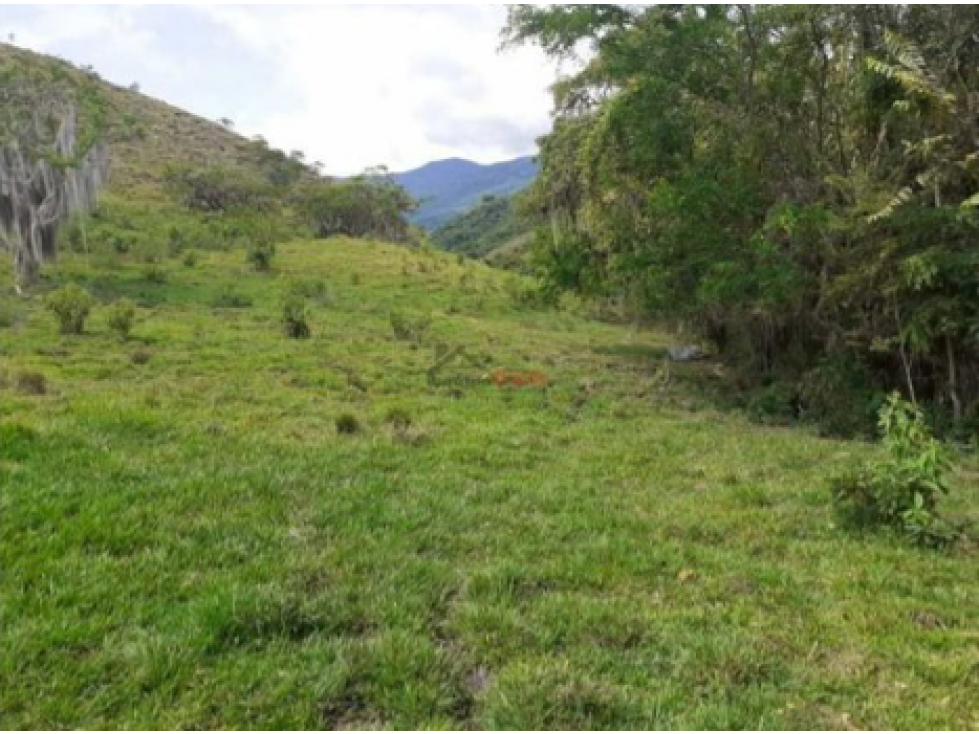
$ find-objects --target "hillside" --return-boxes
[0,42,313,199]
[432,194,530,256]
[393,156,537,230]
[2,35,979,732]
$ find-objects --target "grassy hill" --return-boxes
[0,42,312,201]
[1,236,977,728]
[394,156,537,230]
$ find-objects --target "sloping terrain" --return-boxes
[0,42,306,200]
[431,193,532,262]
[1,237,977,729]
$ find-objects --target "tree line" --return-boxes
[507,5,979,432]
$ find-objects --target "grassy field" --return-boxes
[1,238,977,729]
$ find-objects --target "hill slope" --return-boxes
[431,193,536,270]
[1,235,977,728]
[393,156,537,230]
[0,42,312,199]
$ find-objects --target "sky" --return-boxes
[1,4,562,175]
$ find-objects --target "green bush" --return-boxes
[831,394,956,547]
[211,286,253,309]
[389,310,432,344]
[246,241,276,271]
[335,413,361,435]
[45,284,95,334]
[105,299,136,340]
[281,292,311,339]
[143,264,167,283]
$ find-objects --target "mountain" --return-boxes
[393,156,537,230]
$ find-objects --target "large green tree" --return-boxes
[509,5,979,428]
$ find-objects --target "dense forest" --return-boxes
[508,5,979,434]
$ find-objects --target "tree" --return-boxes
[0,53,107,289]
[507,5,979,428]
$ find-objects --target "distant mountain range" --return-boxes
[392,156,537,230]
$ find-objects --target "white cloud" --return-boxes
[4,5,560,175]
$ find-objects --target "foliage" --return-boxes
[44,283,94,334]
[0,47,108,287]
[281,288,311,339]
[507,5,979,430]
[246,241,275,271]
[334,412,361,435]
[104,298,136,340]
[164,164,275,213]
[299,170,415,243]
[431,194,532,259]
[389,309,431,344]
[831,395,956,546]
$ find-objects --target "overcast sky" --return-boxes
[1,4,561,175]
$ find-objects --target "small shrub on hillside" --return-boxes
[246,241,276,271]
[15,370,47,395]
[211,286,252,309]
[831,394,957,547]
[45,284,95,335]
[335,413,361,435]
[389,310,432,344]
[182,250,198,267]
[131,349,152,365]
[383,407,413,430]
[143,264,167,283]
[287,278,330,304]
[104,299,136,340]
[0,299,22,329]
[281,292,311,339]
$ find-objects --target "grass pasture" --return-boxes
[1,238,977,729]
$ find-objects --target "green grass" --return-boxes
[1,238,977,729]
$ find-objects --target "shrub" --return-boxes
[143,264,167,283]
[287,278,330,303]
[182,250,198,267]
[831,394,956,547]
[14,370,47,395]
[383,407,413,430]
[389,309,432,344]
[104,299,136,340]
[246,241,276,271]
[281,292,311,339]
[211,287,253,309]
[131,349,152,365]
[45,284,95,334]
[335,413,361,435]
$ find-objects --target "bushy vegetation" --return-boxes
[103,298,136,340]
[164,164,275,213]
[299,169,415,243]
[281,288,311,339]
[432,193,531,260]
[507,5,979,433]
[44,283,95,334]
[832,395,957,547]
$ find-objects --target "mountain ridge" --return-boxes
[392,154,537,230]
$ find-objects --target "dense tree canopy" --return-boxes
[508,4,979,430]
[299,169,415,243]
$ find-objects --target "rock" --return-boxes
[668,344,706,362]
